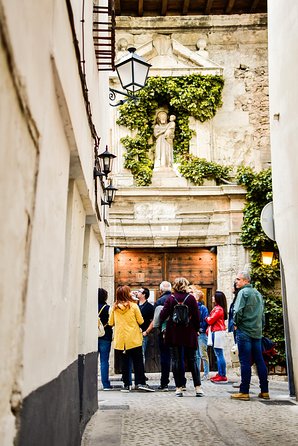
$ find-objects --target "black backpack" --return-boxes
[172,295,190,326]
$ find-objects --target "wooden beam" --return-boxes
[250,0,260,12]
[138,0,144,17]
[161,0,168,16]
[114,0,121,15]
[226,0,236,14]
[182,0,190,15]
[205,0,214,15]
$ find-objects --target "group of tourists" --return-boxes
[98,271,269,400]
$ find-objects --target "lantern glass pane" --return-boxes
[128,62,149,91]
[116,63,133,90]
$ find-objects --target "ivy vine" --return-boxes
[117,74,224,186]
[236,166,285,368]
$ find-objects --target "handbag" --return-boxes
[207,327,213,346]
[98,304,107,337]
[214,330,226,349]
[230,343,239,364]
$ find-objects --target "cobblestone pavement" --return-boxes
[82,373,298,446]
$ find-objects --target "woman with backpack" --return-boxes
[159,277,203,397]
[206,290,228,383]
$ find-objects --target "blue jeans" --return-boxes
[98,339,112,389]
[212,332,226,377]
[196,333,209,377]
[236,329,268,394]
[142,335,149,366]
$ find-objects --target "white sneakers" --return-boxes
[175,387,183,397]
[195,386,204,397]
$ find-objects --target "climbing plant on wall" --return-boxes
[117,74,224,186]
[236,166,285,368]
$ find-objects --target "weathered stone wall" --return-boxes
[114,14,270,174]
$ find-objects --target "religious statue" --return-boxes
[153,111,176,170]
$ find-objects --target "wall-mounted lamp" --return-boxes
[109,47,151,107]
[100,180,118,208]
[104,181,118,207]
[261,251,274,266]
[93,142,117,219]
[94,145,116,179]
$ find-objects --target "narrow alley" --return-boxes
[83,373,297,446]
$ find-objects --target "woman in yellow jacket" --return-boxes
[109,285,154,392]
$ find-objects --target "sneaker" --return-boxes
[175,387,183,397]
[182,386,187,391]
[120,386,130,393]
[201,375,209,381]
[211,375,227,383]
[232,382,240,388]
[230,392,250,401]
[195,386,204,397]
[158,385,169,391]
[103,387,112,391]
[258,392,270,399]
[136,384,155,392]
[211,373,219,380]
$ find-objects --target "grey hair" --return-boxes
[238,271,251,282]
[160,281,172,292]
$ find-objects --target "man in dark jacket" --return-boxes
[231,271,269,401]
[144,281,172,390]
[138,287,154,364]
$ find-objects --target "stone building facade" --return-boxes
[103,13,270,370]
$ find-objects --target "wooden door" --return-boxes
[114,247,217,372]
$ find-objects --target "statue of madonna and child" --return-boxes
[153,110,176,170]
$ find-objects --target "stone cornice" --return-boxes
[116,14,267,31]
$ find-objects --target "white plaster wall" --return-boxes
[0,0,109,439]
[268,1,298,396]
[0,39,39,444]
[79,225,100,354]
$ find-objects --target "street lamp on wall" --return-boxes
[93,142,117,218]
[94,145,116,179]
[109,47,151,106]
[104,180,118,208]
[261,251,274,266]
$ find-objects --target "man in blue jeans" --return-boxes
[231,271,269,401]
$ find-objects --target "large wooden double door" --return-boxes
[114,247,217,372]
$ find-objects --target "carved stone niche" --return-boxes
[111,34,223,187]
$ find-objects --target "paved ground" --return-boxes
[82,372,298,446]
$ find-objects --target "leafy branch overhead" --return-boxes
[117,74,224,186]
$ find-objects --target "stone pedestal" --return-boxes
[151,167,188,187]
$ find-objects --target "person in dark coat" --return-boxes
[98,288,113,390]
[160,277,204,397]
[143,280,173,390]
